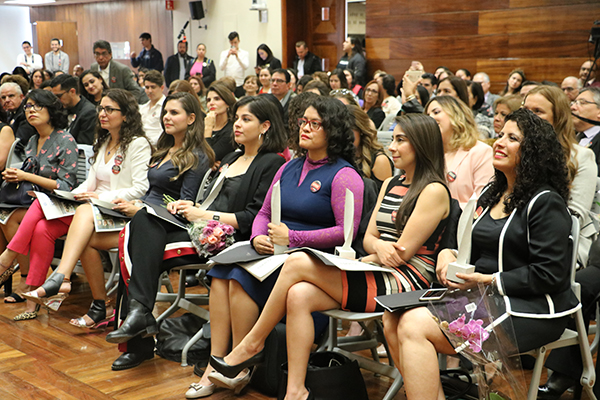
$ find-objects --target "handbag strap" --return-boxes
[198,165,229,211]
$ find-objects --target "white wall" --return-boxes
[0,6,33,74]
[172,0,282,80]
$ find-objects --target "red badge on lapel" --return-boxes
[112,165,121,174]
[111,76,117,84]
[310,180,321,193]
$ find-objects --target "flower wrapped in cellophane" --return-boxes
[187,219,235,258]
[428,284,527,400]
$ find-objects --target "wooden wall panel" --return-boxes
[30,0,173,73]
[366,0,597,95]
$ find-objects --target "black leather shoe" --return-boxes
[105,299,158,344]
[186,274,200,287]
[210,349,265,378]
[538,371,578,400]
[111,351,154,371]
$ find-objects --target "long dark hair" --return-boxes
[330,69,349,89]
[232,95,287,154]
[479,108,569,213]
[393,114,446,231]
[290,96,357,167]
[91,89,148,164]
[79,70,109,104]
[153,92,215,181]
[256,43,275,66]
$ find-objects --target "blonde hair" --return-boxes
[425,96,478,151]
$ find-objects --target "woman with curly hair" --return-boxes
[425,96,494,208]
[210,113,451,400]
[347,104,392,190]
[0,89,152,320]
[382,108,577,400]
[187,74,208,111]
[0,89,78,307]
[499,68,526,97]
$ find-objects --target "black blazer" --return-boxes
[164,52,194,87]
[202,151,286,240]
[472,187,580,319]
[186,57,216,88]
[293,51,322,76]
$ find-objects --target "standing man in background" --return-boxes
[164,40,193,87]
[131,33,164,72]
[16,41,43,75]
[219,32,249,98]
[45,38,70,74]
[293,41,322,79]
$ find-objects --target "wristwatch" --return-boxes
[212,212,221,221]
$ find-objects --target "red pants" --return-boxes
[8,199,73,286]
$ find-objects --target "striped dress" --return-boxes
[341,175,449,312]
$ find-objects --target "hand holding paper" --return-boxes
[335,189,356,259]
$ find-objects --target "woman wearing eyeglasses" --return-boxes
[362,80,386,129]
[183,96,364,398]
[0,89,79,305]
[0,89,151,320]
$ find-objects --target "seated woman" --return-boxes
[492,95,522,137]
[209,113,450,400]
[347,103,393,191]
[425,96,494,208]
[328,69,349,91]
[19,92,211,328]
[383,108,578,400]
[0,89,151,320]
[344,69,364,99]
[466,80,494,139]
[204,83,236,165]
[79,70,109,107]
[0,89,78,307]
[499,68,526,97]
[258,67,272,94]
[105,95,287,372]
[184,96,364,399]
[188,74,208,112]
[242,75,259,97]
[362,80,386,129]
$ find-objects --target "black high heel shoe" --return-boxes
[105,299,158,343]
[538,371,578,400]
[70,299,111,329]
[210,349,265,379]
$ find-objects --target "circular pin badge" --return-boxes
[391,210,397,223]
[111,76,117,84]
[310,180,322,193]
[447,171,457,182]
[114,155,123,166]
[112,165,121,174]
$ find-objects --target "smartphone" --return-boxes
[419,288,448,301]
[406,70,422,83]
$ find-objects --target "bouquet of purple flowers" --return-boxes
[187,219,235,257]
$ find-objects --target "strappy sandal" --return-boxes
[14,304,41,321]
[5,274,28,304]
[22,273,71,312]
[70,299,114,329]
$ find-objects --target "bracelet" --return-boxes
[406,94,416,101]
[491,275,497,289]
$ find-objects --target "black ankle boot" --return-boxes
[105,299,158,344]
[538,371,578,400]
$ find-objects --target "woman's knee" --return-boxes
[395,307,435,343]
[280,252,311,275]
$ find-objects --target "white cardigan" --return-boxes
[72,136,151,202]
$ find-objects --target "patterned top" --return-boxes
[376,175,448,278]
[24,129,79,191]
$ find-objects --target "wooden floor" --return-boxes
[0,272,590,400]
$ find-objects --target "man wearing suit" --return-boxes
[293,41,322,79]
[573,87,600,176]
[91,40,148,104]
[164,40,193,87]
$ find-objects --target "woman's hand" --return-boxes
[253,235,274,255]
[167,200,194,215]
[268,222,290,246]
[112,199,141,217]
[73,191,99,200]
[436,248,457,287]
[179,203,207,222]
[2,168,28,183]
[446,272,493,291]
[402,71,420,98]
[373,239,405,268]
[204,111,216,132]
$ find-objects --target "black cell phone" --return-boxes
[419,288,448,301]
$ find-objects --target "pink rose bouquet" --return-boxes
[187,219,235,257]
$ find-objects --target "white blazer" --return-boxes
[72,136,151,202]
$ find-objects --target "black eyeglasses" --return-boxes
[96,105,122,115]
[297,118,322,131]
[54,91,68,99]
[23,103,43,112]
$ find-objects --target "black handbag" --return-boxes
[155,313,210,365]
[0,157,40,206]
[251,322,288,396]
[277,351,369,400]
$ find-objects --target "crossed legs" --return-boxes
[218,252,344,400]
